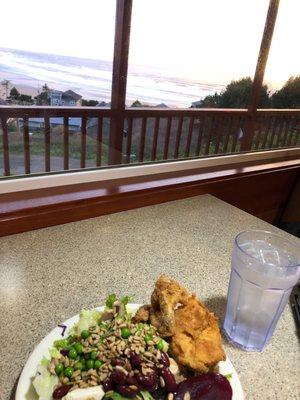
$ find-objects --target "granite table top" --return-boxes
[0,195,299,400]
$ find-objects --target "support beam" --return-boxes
[108,0,133,165]
[241,0,280,151]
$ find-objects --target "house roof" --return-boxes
[191,100,202,107]
[49,90,63,95]
[154,103,168,108]
[18,117,82,127]
[63,90,82,100]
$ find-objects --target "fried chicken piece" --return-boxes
[132,305,151,323]
[150,275,189,337]
[150,275,225,373]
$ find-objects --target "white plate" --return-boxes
[16,304,244,400]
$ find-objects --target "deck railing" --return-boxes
[0,106,299,177]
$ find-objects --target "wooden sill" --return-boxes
[0,156,299,236]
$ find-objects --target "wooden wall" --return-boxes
[0,158,299,236]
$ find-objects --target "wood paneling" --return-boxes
[0,158,299,236]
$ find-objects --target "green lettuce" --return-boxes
[103,391,131,400]
[140,391,154,400]
[160,338,169,352]
[121,295,134,306]
[225,373,233,380]
[49,347,61,359]
[33,364,58,400]
[76,309,100,334]
[40,356,50,366]
[105,294,117,308]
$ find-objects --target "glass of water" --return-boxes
[223,230,300,351]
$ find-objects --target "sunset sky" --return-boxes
[0,0,299,88]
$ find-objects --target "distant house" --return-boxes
[154,103,168,108]
[18,117,82,133]
[0,98,7,105]
[49,90,82,106]
[191,100,202,108]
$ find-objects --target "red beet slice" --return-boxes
[174,372,232,400]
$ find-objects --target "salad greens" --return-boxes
[76,309,100,334]
[32,364,58,400]
[105,293,117,308]
[103,391,153,400]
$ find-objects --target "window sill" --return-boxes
[0,153,299,236]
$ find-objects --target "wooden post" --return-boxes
[0,117,10,176]
[241,0,280,151]
[108,0,132,165]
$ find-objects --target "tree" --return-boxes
[35,83,51,105]
[82,99,98,106]
[131,99,143,107]
[195,77,271,108]
[219,77,270,108]
[198,92,221,108]
[271,76,300,108]
[19,94,34,104]
[8,87,20,101]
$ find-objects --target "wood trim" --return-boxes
[0,116,10,176]
[109,0,133,165]
[248,0,280,114]
[0,158,299,236]
[241,0,280,152]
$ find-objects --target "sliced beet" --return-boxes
[174,372,232,400]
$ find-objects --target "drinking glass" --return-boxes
[223,230,300,351]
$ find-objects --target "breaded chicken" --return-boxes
[150,275,226,372]
[132,304,151,323]
[150,274,189,337]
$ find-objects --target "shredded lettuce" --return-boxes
[103,391,131,400]
[225,373,233,380]
[54,338,69,349]
[103,390,153,400]
[49,347,61,359]
[120,295,134,306]
[76,309,101,334]
[40,356,50,366]
[33,364,58,400]
[160,338,169,352]
[105,294,117,308]
[140,391,154,400]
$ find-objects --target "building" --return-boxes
[191,100,202,108]
[49,90,82,106]
[18,117,82,133]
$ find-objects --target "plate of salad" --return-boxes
[16,283,244,400]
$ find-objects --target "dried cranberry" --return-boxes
[159,367,177,393]
[110,370,127,385]
[126,375,139,387]
[52,385,71,399]
[111,358,126,367]
[103,378,113,392]
[60,349,69,356]
[116,384,139,398]
[129,352,143,368]
[160,351,170,367]
[136,371,158,392]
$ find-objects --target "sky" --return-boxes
[0,0,299,88]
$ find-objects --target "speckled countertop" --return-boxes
[0,195,299,400]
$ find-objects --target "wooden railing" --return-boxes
[0,106,299,177]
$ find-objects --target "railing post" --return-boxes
[108,0,132,165]
[241,0,280,151]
